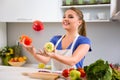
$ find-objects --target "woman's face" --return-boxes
[62,9,82,31]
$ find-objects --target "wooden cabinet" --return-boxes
[0,0,61,22]
[61,0,116,22]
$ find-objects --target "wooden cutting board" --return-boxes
[22,72,60,80]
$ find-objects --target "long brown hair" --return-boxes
[68,7,87,37]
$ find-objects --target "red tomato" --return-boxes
[77,68,86,77]
[32,20,44,31]
[62,69,70,77]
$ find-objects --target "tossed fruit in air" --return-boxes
[62,69,70,77]
[44,42,54,52]
[69,69,81,80]
[32,20,44,31]
[19,35,32,46]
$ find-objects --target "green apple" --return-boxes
[44,42,54,52]
[38,63,45,69]
[69,69,81,80]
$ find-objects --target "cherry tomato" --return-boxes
[32,20,44,31]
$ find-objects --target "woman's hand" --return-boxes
[20,40,37,54]
[20,39,51,64]
[42,47,56,57]
[24,45,37,54]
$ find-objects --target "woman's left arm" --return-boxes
[50,44,90,66]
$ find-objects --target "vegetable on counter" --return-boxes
[112,68,120,80]
[84,59,113,80]
[62,69,70,78]
[110,63,120,80]
[84,59,120,80]
[69,69,81,80]
[61,67,86,80]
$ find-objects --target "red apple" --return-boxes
[62,69,69,77]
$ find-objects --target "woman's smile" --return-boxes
[63,20,70,26]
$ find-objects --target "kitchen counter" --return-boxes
[0,65,44,80]
[0,64,88,80]
[23,64,39,68]
[0,64,62,80]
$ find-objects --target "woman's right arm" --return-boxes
[24,46,51,64]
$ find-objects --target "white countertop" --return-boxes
[0,64,63,80]
[0,65,44,80]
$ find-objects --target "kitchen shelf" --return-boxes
[86,19,110,22]
[61,4,110,8]
[61,1,111,22]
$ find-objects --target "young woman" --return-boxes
[22,7,92,71]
